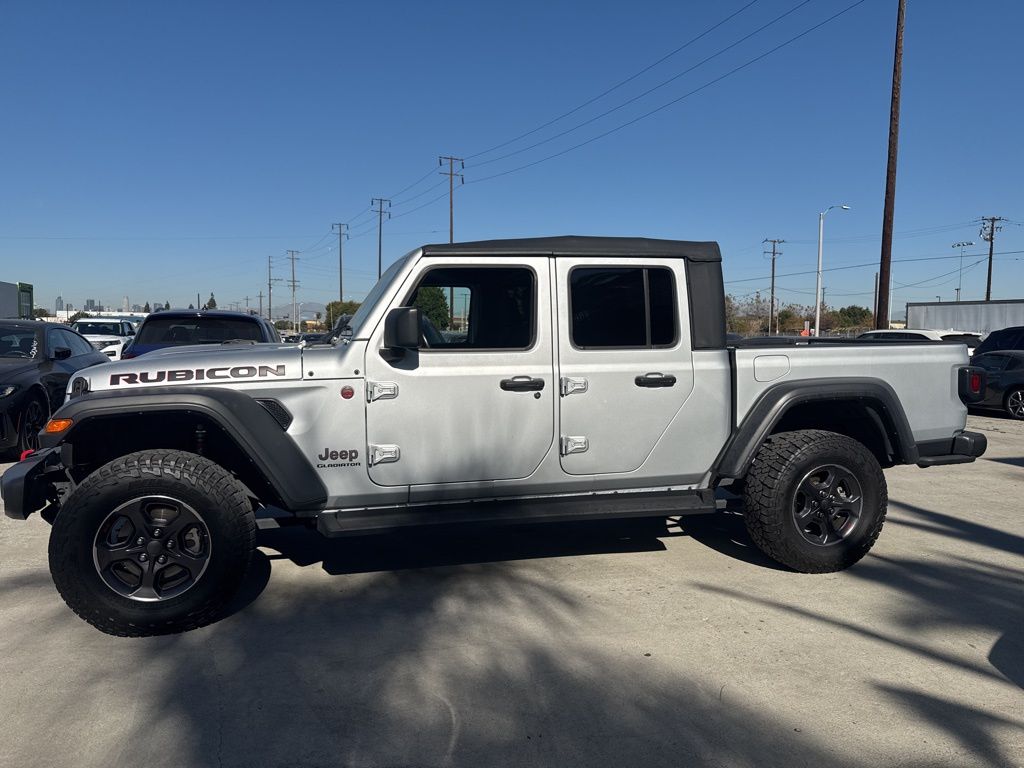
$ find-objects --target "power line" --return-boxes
[466,0,869,186]
[466,1,764,161]
[468,0,815,170]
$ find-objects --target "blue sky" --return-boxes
[2,0,1021,319]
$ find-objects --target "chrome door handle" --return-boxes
[500,376,545,392]
[635,372,677,388]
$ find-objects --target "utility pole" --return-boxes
[873,272,879,319]
[875,0,905,330]
[763,239,784,335]
[440,156,465,328]
[257,291,264,318]
[243,296,251,314]
[439,156,465,243]
[267,255,282,321]
[332,222,348,309]
[979,217,1005,301]
[371,198,391,279]
[287,250,299,333]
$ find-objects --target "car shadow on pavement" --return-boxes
[888,500,1024,559]
[986,455,1024,468]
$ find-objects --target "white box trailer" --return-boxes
[906,299,1024,335]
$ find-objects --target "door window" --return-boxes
[407,267,535,350]
[569,267,676,348]
[59,329,95,357]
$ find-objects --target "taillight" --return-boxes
[958,366,986,404]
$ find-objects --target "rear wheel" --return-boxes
[48,450,256,636]
[1005,388,1024,420]
[742,430,887,573]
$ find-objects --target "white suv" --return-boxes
[70,318,136,360]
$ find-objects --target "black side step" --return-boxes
[316,489,716,537]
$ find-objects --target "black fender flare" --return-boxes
[714,377,918,480]
[40,387,328,512]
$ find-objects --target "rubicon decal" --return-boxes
[317,448,361,469]
[110,365,287,386]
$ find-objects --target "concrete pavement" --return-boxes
[0,415,1021,767]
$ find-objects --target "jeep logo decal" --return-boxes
[110,365,286,386]
[317,448,361,469]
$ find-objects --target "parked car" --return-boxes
[1,235,987,636]
[72,317,137,360]
[971,350,1024,419]
[974,326,1024,357]
[121,310,281,359]
[0,320,108,454]
[858,329,981,355]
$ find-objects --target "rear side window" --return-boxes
[570,267,677,349]
[136,317,264,345]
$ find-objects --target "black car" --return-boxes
[0,320,109,453]
[121,310,281,359]
[974,325,1024,357]
[972,350,1024,420]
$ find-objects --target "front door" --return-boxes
[554,258,695,475]
[363,256,554,487]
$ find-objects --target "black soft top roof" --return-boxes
[420,235,721,262]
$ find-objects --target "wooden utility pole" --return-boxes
[287,250,299,332]
[875,0,905,330]
[979,216,1005,301]
[763,239,784,335]
[371,198,391,279]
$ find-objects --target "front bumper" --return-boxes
[915,430,988,468]
[1,447,64,520]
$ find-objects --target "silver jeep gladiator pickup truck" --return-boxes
[1,236,987,636]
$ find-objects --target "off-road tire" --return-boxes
[49,450,256,636]
[742,430,887,573]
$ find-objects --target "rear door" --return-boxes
[363,257,555,488]
[554,258,694,475]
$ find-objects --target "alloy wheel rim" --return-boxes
[22,400,45,450]
[92,495,212,602]
[1008,390,1024,419]
[791,463,864,547]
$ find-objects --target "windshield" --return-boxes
[73,321,124,336]
[135,317,264,346]
[0,326,41,359]
[345,253,413,338]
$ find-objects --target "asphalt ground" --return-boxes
[0,414,1021,768]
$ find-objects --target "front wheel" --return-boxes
[17,395,47,454]
[48,450,256,636]
[742,430,887,573]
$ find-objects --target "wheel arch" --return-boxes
[45,387,328,512]
[714,378,917,481]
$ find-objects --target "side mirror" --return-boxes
[127,329,135,336]
[381,307,420,360]
[53,347,72,361]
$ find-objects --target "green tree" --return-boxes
[143,302,151,313]
[188,303,195,309]
[67,311,88,324]
[413,287,450,331]
[205,293,217,310]
[164,301,171,310]
[325,300,362,328]
[33,307,51,318]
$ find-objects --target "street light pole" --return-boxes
[951,241,974,302]
[814,205,850,336]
